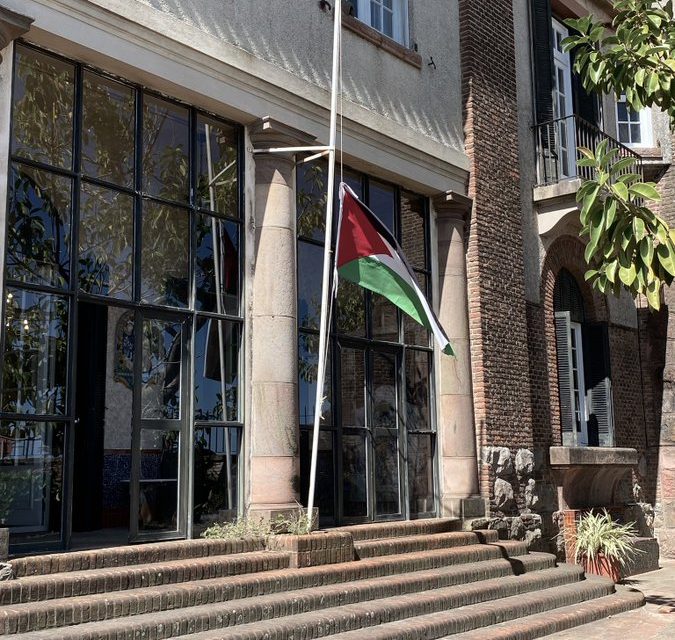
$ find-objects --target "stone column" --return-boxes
[434,191,483,520]
[247,117,314,521]
[0,8,33,339]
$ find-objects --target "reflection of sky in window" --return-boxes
[368,181,396,235]
[298,334,331,428]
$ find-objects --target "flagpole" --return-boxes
[306,0,341,530]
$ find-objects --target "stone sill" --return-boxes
[533,178,582,203]
[549,446,638,467]
[343,14,422,69]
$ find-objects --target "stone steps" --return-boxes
[0,553,557,634]
[451,588,645,639]
[0,551,290,605]
[13,565,588,639]
[9,539,266,578]
[0,517,645,639]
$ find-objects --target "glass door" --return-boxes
[552,18,576,178]
[130,312,189,541]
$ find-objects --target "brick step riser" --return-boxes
[333,518,460,542]
[452,591,645,639]
[313,579,619,640]
[0,557,561,634]
[0,553,291,606]
[9,539,267,578]
[354,532,505,559]
[0,543,525,607]
[16,568,590,640]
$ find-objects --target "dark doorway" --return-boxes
[73,302,108,531]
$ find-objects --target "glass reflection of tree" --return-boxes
[8,167,70,289]
[2,292,68,415]
[141,322,181,420]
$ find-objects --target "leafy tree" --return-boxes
[563,0,675,309]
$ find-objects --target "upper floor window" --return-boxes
[616,96,653,147]
[355,0,409,46]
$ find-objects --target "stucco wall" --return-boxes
[132,0,463,152]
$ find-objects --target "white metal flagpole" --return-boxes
[306,0,342,530]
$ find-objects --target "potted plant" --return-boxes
[574,509,641,582]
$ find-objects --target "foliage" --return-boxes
[563,0,675,309]
[574,509,641,566]
[574,140,673,309]
[201,508,316,540]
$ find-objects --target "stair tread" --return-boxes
[12,565,589,639]
[354,531,480,548]
[317,576,619,640]
[451,587,645,639]
[0,554,562,631]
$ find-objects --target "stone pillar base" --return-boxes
[247,505,318,530]
[442,495,486,520]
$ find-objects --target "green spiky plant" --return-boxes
[574,510,642,580]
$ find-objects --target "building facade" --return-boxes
[0,0,671,563]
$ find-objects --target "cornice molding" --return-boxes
[0,5,33,60]
[433,190,473,221]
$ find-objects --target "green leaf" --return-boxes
[606,260,619,284]
[657,243,675,276]
[646,280,661,311]
[629,182,662,201]
[613,182,629,201]
[633,216,646,240]
[611,157,638,174]
[605,199,618,229]
[619,263,637,286]
[640,236,654,267]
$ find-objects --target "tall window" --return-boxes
[553,270,613,448]
[2,43,243,548]
[616,96,653,147]
[297,162,435,524]
[355,0,409,46]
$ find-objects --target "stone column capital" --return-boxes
[0,7,33,61]
[433,190,473,222]
[249,116,316,151]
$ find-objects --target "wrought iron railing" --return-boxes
[534,114,643,187]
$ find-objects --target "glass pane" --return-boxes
[343,430,367,518]
[7,164,71,289]
[368,180,396,235]
[141,318,182,420]
[370,1,382,31]
[618,123,629,143]
[298,332,332,429]
[298,241,323,329]
[631,124,641,144]
[196,116,238,216]
[0,421,64,541]
[374,433,399,515]
[403,272,430,346]
[629,108,641,123]
[371,351,397,430]
[141,201,189,308]
[401,191,427,270]
[139,429,179,532]
[616,101,628,122]
[194,318,240,422]
[11,45,74,169]
[406,350,431,431]
[383,7,393,36]
[337,279,366,337]
[81,72,135,187]
[340,347,366,429]
[299,429,335,523]
[78,183,133,299]
[193,426,240,533]
[2,288,68,415]
[297,161,327,242]
[408,433,435,515]
[372,293,399,342]
[142,95,189,202]
[195,214,239,315]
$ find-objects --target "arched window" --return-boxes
[553,269,614,447]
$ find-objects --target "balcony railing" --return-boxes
[534,114,643,187]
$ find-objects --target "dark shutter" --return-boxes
[582,323,614,447]
[571,47,601,127]
[554,311,576,445]
[531,0,555,125]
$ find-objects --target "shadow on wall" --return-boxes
[133,0,461,148]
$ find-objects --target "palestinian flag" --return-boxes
[336,183,454,356]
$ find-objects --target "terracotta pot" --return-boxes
[582,552,622,582]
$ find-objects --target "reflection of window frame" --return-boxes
[355,0,409,46]
[616,95,653,147]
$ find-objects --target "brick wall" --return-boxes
[459,0,533,505]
